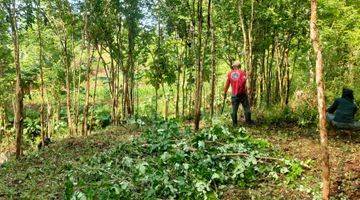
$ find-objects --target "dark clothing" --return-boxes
[231,93,252,126]
[327,113,360,130]
[327,98,358,123]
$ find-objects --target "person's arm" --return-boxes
[224,75,230,95]
[354,102,358,115]
[327,99,339,114]
[244,71,248,94]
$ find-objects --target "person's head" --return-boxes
[231,61,241,69]
[342,88,354,102]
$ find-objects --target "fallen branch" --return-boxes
[215,153,311,170]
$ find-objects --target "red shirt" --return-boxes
[226,69,247,96]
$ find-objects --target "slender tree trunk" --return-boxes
[127,21,135,118]
[284,50,291,105]
[82,48,93,135]
[194,0,204,131]
[182,60,187,117]
[37,0,46,146]
[175,46,181,118]
[9,0,23,158]
[82,4,91,135]
[75,58,81,134]
[46,103,52,138]
[136,81,139,117]
[266,41,275,106]
[64,37,74,136]
[89,55,100,135]
[310,0,330,199]
[122,73,126,119]
[71,16,80,136]
[124,72,131,118]
[0,106,4,136]
[238,0,247,64]
[163,85,169,120]
[247,0,255,105]
[155,88,158,119]
[209,0,216,118]
[110,56,118,125]
[238,0,254,103]
[188,87,192,117]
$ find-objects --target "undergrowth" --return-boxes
[65,120,305,199]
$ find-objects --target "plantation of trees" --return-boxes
[0,0,359,199]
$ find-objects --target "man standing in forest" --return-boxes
[224,61,253,126]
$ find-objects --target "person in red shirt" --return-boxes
[224,61,253,126]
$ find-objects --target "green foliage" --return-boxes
[92,105,112,129]
[65,120,304,199]
[23,118,41,141]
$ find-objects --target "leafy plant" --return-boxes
[65,120,304,199]
[23,118,41,141]
[92,106,112,129]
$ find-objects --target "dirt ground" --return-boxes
[248,125,360,200]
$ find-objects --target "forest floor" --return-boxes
[244,124,360,200]
[0,123,359,199]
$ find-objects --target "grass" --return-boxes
[0,125,139,199]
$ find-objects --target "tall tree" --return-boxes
[81,0,94,135]
[310,0,330,199]
[208,0,216,118]
[123,0,141,118]
[194,0,203,131]
[238,0,255,104]
[7,0,24,158]
[37,0,47,146]
[0,4,12,137]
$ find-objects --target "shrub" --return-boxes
[65,120,304,199]
[92,105,112,129]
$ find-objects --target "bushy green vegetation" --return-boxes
[64,120,304,199]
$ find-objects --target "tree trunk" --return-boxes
[266,41,276,106]
[238,0,247,64]
[238,0,255,105]
[155,88,158,119]
[82,47,93,135]
[182,63,187,117]
[124,72,131,118]
[82,4,91,135]
[89,55,101,135]
[188,87,192,117]
[194,0,203,131]
[310,0,330,199]
[247,0,255,105]
[284,50,291,105]
[37,0,46,146]
[110,56,118,125]
[163,85,169,120]
[0,106,5,138]
[209,0,216,118]
[64,37,74,136]
[175,47,181,118]
[127,20,135,118]
[46,103,52,138]
[9,0,24,158]
[74,56,81,134]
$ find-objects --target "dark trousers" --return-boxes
[231,93,251,126]
[327,113,360,130]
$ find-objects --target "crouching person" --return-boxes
[326,88,360,130]
[38,137,52,150]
